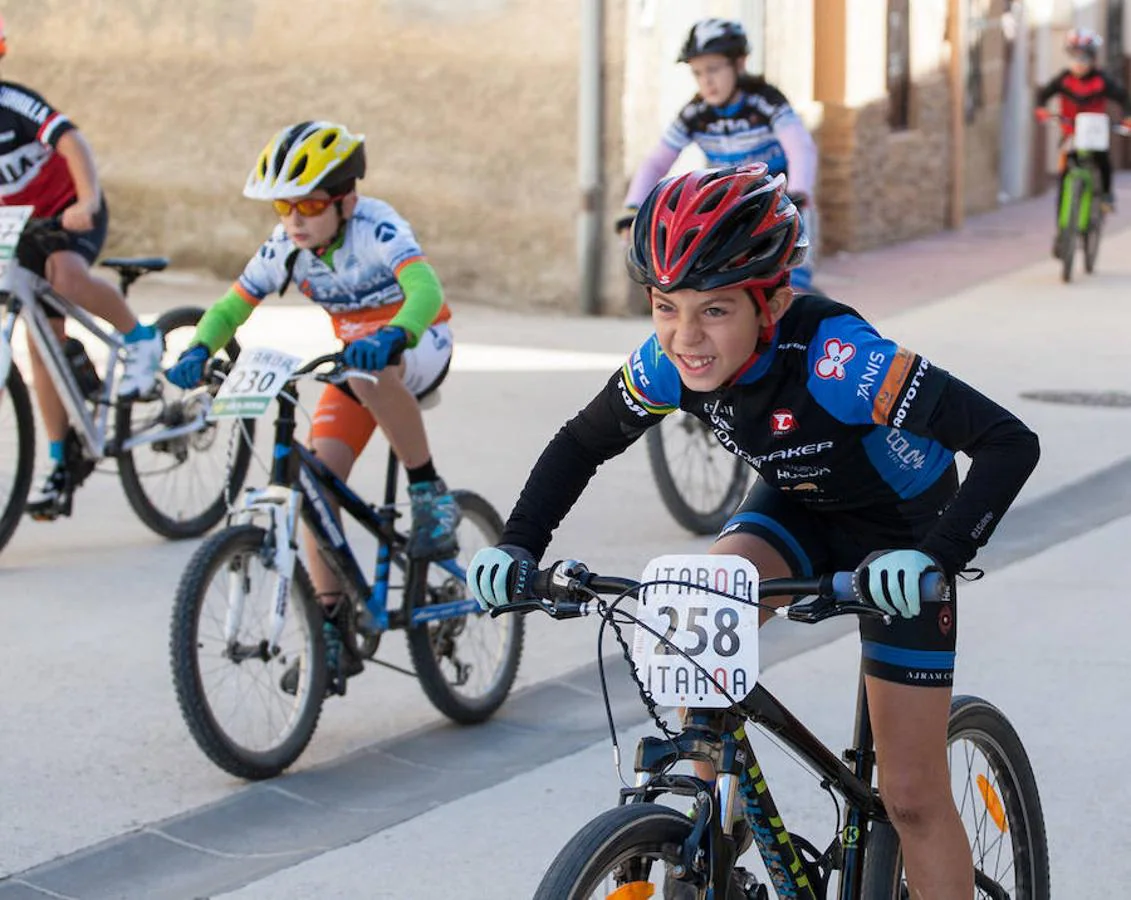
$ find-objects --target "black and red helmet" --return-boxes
[627,163,807,299]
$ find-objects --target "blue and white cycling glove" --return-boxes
[467,544,537,610]
[854,549,941,619]
[165,344,210,389]
[343,326,408,372]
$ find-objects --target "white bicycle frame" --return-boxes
[0,261,124,459]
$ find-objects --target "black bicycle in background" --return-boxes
[494,560,1048,899]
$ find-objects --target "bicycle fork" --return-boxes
[228,485,302,652]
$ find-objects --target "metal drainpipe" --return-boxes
[578,0,605,315]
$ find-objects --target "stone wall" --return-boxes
[817,72,952,253]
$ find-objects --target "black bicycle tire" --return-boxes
[1060,181,1081,283]
[535,802,748,900]
[1084,208,1102,274]
[861,695,1049,899]
[117,305,255,538]
[404,490,525,724]
[646,415,748,536]
[170,524,327,780]
[0,363,35,555]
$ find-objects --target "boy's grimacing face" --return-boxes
[651,285,789,392]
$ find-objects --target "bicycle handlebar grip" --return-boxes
[831,570,948,604]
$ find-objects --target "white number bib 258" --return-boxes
[210,347,302,419]
[631,554,760,707]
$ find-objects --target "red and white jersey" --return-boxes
[0,81,77,216]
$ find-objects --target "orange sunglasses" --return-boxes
[271,194,347,217]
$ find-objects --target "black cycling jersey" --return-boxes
[500,295,1039,578]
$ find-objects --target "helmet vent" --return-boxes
[697,184,730,214]
[289,155,309,180]
[321,131,337,150]
[673,227,701,261]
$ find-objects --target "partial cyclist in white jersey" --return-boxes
[617,17,820,290]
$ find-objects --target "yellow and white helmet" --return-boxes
[243,121,367,200]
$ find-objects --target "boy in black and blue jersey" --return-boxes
[470,164,1038,898]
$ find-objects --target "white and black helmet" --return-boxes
[678,18,750,63]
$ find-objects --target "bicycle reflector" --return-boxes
[606,883,656,899]
[977,773,1009,833]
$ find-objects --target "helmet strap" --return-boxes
[725,284,781,386]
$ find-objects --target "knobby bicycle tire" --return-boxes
[404,490,524,724]
[646,414,749,535]
[117,305,254,539]
[861,695,1049,900]
[1084,208,1103,275]
[0,362,35,555]
[170,524,327,780]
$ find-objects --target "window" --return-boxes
[887,0,911,130]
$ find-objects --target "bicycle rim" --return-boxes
[646,412,748,535]
[405,490,524,723]
[170,525,326,779]
[118,306,254,538]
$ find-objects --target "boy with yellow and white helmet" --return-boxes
[167,121,458,689]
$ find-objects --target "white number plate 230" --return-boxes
[630,554,760,708]
[210,347,302,419]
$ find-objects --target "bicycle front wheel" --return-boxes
[1059,181,1081,283]
[117,305,255,538]
[404,490,524,724]
[1084,214,1103,274]
[170,524,327,780]
[862,695,1049,899]
[0,362,34,556]
[646,412,749,535]
[536,803,746,900]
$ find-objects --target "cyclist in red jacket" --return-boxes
[1035,27,1131,213]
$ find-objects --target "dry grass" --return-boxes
[6,0,626,311]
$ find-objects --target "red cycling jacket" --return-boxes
[1036,67,1131,138]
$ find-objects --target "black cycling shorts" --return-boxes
[721,477,959,687]
[16,196,110,319]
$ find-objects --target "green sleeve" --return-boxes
[388,260,444,348]
[193,289,257,354]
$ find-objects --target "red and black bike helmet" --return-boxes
[626,163,808,343]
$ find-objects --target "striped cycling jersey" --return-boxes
[0,81,77,217]
[662,75,799,177]
[234,195,451,342]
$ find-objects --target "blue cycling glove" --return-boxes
[467,544,537,610]
[854,549,941,619]
[343,326,408,372]
[165,344,210,389]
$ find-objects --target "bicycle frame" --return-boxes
[230,377,475,640]
[0,264,123,459]
[627,671,882,899]
[1057,152,1098,234]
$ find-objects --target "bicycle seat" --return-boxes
[101,257,169,273]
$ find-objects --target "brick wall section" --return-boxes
[817,72,952,254]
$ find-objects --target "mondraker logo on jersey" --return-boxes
[770,409,797,436]
[751,440,833,467]
[815,339,855,380]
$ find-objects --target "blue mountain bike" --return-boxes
[169,352,522,780]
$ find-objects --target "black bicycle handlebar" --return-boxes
[492,560,948,624]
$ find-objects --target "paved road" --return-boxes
[3,192,1131,897]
